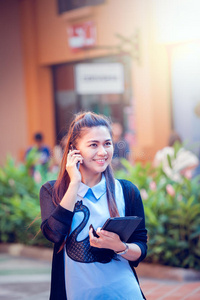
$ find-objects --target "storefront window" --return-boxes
[53,55,133,143]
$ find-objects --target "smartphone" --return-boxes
[70,144,80,169]
[89,224,99,238]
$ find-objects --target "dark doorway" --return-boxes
[53,55,133,144]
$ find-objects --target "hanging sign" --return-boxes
[68,21,96,50]
[75,63,124,94]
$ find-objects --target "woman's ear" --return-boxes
[70,144,76,151]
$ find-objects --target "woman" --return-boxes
[40,112,147,300]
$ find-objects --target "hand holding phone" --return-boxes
[70,144,81,170]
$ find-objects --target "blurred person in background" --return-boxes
[25,132,51,165]
[112,122,131,171]
[25,133,51,179]
[51,131,68,172]
[154,131,199,181]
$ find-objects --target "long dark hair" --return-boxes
[53,111,119,217]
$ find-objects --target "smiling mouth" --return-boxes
[94,158,107,163]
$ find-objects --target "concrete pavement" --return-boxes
[0,254,51,300]
[0,251,200,300]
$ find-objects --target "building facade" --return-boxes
[1,0,199,165]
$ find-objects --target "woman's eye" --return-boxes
[105,142,112,146]
[90,143,97,147]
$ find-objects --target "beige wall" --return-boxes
[0,0,27,164]
[20,0,56,150]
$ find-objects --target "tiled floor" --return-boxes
[140,278,200,300]
[0,253,199,300]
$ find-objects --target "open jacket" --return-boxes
[40,179,148,300]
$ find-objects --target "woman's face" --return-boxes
[76,126,113,177]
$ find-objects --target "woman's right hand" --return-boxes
[59,150,83,212]
[66,149,83,184]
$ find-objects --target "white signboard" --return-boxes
[75,63,124,94]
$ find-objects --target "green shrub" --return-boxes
[115,159,200,270]
[0,154,57,247]
[1,152,200,270]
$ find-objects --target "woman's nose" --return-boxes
[97,146,107,155]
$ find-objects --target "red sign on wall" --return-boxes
[68,21,96,50]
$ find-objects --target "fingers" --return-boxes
[98,228,119,239]
[68,150,81,160]
[67,150,83,167]
[89,228,101,248]
[66,150,83,183]
[89,226,121,250]
[90,227,119,240]
[68,149,80,155]
[96,227,102,235]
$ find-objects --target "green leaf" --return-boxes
[167,154,172,169]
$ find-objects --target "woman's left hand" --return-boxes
[89,227,126,253]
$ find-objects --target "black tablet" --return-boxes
[101,216,142,242]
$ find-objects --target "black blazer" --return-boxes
[40,179,147,300]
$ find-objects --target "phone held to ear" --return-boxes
[70,144,80,170]
[76,161,80,170]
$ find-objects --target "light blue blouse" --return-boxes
[64,175,143,300]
